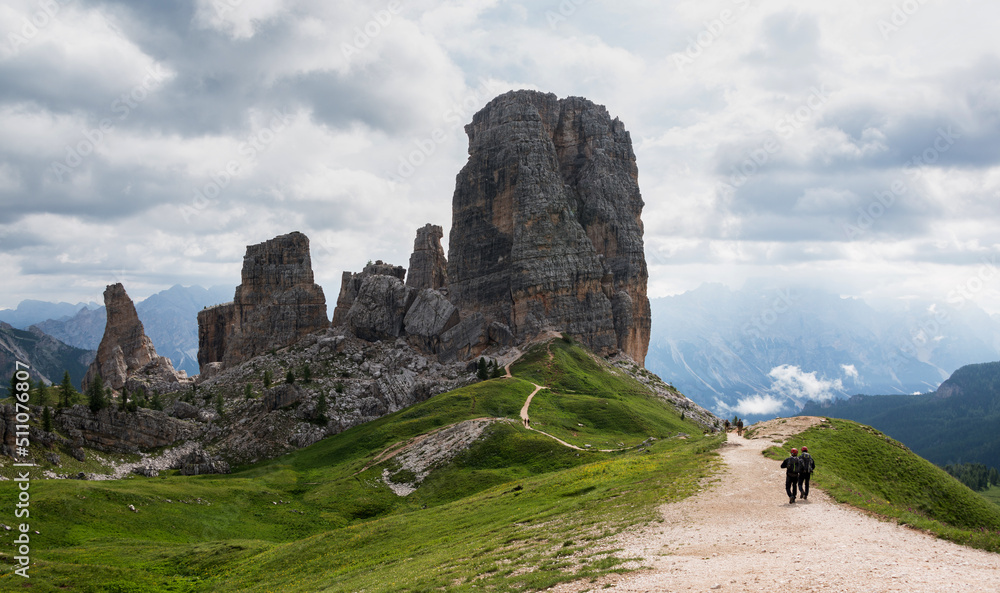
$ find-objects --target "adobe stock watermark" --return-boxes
[179,109,294,223]
[842,125,960,240]
[673,0,756,72]
[4,0,71,57]
[340,1,402,60]
[878,0,931,40]
[47,63,170,182]
[10,360,34,578]
[546,0,590,29]
[887,255,997,372]
[708,288,799,372]
[386,79,504,184]
[724,84,831,189]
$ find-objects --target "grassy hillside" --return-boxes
[801,361,1000,471]
[0,339,722,592]
[764,418,1000,552]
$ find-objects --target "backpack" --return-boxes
[787,456,802,474]
[800,453,813,474]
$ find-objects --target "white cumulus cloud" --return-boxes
[841,364,859,380]
[725,394,788,417]
[768,364,844,403]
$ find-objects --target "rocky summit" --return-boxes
[198,231,328,372]
[446,90,651,365]
[83,283,183,395]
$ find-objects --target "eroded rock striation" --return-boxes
[406,224,448,290]
[83,284,183,394]
[197,232,328,371]
[447,90,651,364]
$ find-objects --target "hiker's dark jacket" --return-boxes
[781,456,800,475]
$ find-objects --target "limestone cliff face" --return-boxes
[406,224,448,290]
[197,232,328,371]
[83,283,181,392]
[447,90,651,364]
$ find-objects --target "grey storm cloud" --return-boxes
[2,0,1000,313]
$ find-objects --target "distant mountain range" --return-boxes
[0,299,99,328]
[0,322,93,392]
[646,282,1000,421]
[803,361,1000,470]
[3,285,233,377]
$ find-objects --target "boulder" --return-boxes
[346,275,416,342]
[177,449,230,475]
[262,384,303,412]
[331,260,406,327]
[403,289,460,351]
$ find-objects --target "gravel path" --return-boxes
[552,417,1000,592]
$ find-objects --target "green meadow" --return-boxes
[0,339,722,592]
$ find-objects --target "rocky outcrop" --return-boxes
[406,224,448,290]
[197,232,328,372]
[56,404,203,454]
[83,284,183,394]
[177,449,230,475]
[332,261,487,359]
[446,90,651,364]
[346,274,417,342]
[403,289,461,352]
[331,260,406,327]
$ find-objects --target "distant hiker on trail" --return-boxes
[798,446,815,500]
[780,448,802,504]
[736,418,744,436]
[724,419,731,432]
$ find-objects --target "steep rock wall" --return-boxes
[447,90,651,364]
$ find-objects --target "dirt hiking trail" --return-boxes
[553,417,1000,593]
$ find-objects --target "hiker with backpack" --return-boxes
[797,446,815,500]
[736,418,744,436]
[780,448,803,504]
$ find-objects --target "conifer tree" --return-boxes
[285,369,295,385]
[315,391,328,424]
[263,369,273,388]
[87,375,108,413]
[59,371,74,408]
[42,406,52,432]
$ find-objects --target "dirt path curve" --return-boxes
[553,418,1000,593]
[519,383,545,426]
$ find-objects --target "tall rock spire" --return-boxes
[446,90,651,364]
[84,283,181,392]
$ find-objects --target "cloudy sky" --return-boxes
[2,0,999,314]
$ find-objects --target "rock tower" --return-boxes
[83,283,181,393]
[197,231,328,371]
[446,90,651,364]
